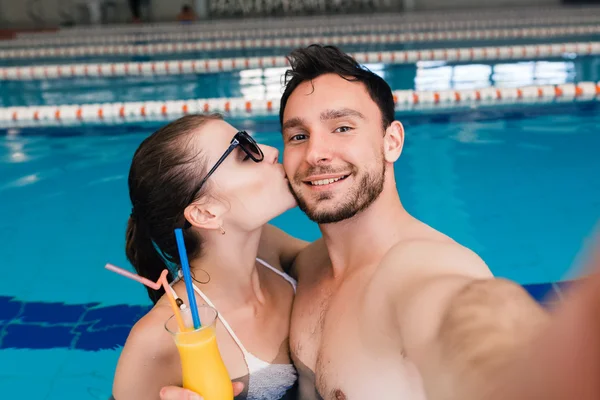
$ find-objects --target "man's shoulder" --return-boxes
[377,236,493,281]
[359,236,491,353]
[365,237,494,348]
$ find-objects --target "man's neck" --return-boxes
[319,186,413,278]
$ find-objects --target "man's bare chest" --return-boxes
[290,276,372,398]
[290,265,370,357]
[290,272,426,400]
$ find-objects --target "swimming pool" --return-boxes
[1,11,600,400]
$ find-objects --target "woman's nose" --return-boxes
[260,145,280,164]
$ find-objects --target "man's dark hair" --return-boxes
[279,44,395,130]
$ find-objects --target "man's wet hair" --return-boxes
[280,44,395,130]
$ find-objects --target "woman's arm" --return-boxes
[113,307,181,400]
[258,224,309,275]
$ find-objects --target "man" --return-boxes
[177,5,197,22]
[161,45,600,400]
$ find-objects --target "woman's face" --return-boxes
[191,119,296,231]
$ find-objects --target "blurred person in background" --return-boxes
[177,4,197,22]
[129,0,141,23]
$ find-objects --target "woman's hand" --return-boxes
[159,382,244,400]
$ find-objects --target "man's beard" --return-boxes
[289,159,386,224]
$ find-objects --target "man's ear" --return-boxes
[383,120,404,163]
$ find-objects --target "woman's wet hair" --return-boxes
[125,113,222,303]
[279,44,395,131]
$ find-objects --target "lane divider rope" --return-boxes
[1,42,597,81]
[2,25,600,60]
[3,13,600,48]
[17,5,600,38]
[1,82,598,127]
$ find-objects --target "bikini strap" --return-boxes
[168,281,251,356]
[255,257,297,293]
[168,257,296,357]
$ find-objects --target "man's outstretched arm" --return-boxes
[408,258,600,400]
[411,277,550,400]
[378,241,551,400]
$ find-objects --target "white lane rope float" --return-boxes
[15,5,600,38]
[1,82,598,128]
[1,42,597,81]
[2,25,600,60]
[2,13,600,48]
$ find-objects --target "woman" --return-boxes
[112,114,307,400]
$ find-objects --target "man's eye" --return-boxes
[335,126,352,133]
[290,134,307,141]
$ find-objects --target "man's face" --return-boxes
[281,73,388,224]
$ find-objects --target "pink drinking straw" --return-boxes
[105,263,186,331]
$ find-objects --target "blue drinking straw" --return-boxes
[174,228,201,329]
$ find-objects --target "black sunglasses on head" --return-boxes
[184,131,263,227]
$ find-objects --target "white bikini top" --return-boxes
[169,258,297,400]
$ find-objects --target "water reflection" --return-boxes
[239,67,287,99]
[237,63,386,100]
[415,60,575,91]
[0,58,587,107]
[1,136,30,164]
[236,60,576,100]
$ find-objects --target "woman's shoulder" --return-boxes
[123,303,178,362]
[113,303,181,398]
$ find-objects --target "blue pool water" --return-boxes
[1,25,600,399]
[2,104,600,399]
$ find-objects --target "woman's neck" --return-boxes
[186,227,267,307]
